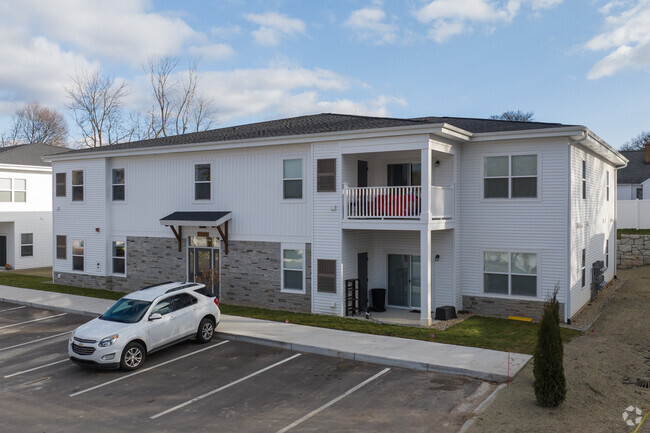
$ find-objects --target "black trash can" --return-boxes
[370,288,386,312]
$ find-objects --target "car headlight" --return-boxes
[98,334,119,347]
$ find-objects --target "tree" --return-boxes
[143,56,217,139]
[490,110,535,122]
[65,69,129,147]
[1,102,68,146]
[533,285,566,407]
[620,131,650,151]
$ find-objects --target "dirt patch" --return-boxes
[430,312,474,330]
[469,267,650,433]
[566,276,625,331]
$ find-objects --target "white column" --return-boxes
[420,148,432,221]
[420,228,432,326]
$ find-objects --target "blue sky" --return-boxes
[0,0,648,148]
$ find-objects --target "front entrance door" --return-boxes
[188,248,219,296]
[358,252,368,310]
[0,236,5,267]
[387,254,421,308]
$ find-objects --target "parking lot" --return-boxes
[0,301,497,433]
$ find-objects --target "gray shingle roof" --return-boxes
[0,143,69,166]
[54,113,579,156]
[617,150,650,184]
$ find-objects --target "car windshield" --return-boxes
[99,298,152,323]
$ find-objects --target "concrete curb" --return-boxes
[0,297,101,318]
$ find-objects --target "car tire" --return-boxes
[197,317,215,344]
[120,342,146,371]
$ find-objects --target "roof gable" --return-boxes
[0,143,69,166]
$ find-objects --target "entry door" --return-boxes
[387,254,421,308]
[189,248,219,296]
[0,236,5,267]
[358,252,368,310]
[357,161,368,187]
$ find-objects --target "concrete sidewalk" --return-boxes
[0,285,531,382]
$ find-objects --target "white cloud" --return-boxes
[188,44,236,61]
[586,0,650,79]
[345,4,399,44]
[415,0,562,42]
[244,12,306,46]
[210,25,242,38]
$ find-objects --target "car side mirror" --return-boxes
[149,313,162,321]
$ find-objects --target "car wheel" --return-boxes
[120,342,146,371]
[197,317,215,344]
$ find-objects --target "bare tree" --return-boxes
[144,56,217,138]
[65,69,129,147]
[620,131,650,151]
[1,102,68,146]
[490,110,535,122]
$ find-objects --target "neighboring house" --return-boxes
[617,149,650,200]
[0,143,69,269]
[45,113,626,324]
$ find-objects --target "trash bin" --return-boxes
[370,288,386,312]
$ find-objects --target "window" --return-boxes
[56,235,66,260]
[282,248,304,292]
[387,163,421,186]
[194,164,211,200]
[582,160,586,200]
[605,240,609,269]
[637,187,643,200]
[112,240,125,274]
[317,259,337,293]
[317,159,337,192]
[484,251,537,297]
[14,179,26,202]
[112,169,125,201]
[20,233,33,257]
[581,248,586,287]
[152,297,173,316]
[484,155,537,199]
[172,293,197,310]
[606,171,609,201]
[55,173,66,197]
[72,170,84,201]
[0,178,11,202]
[283,159,302,199]
[72,239,84,271]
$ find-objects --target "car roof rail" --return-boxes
[139,281,174,291]
[164,283,200,294]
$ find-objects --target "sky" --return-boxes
[0,0,648,148]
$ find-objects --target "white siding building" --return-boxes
[47,114,626,324]
[0,143,68,270]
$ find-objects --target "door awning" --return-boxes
[159,211,232,254]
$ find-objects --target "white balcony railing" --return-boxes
[343,185,455,220]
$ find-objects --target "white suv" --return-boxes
[69,282,221,371]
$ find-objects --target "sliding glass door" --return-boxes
[387,254,421,308]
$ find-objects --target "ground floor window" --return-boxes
[484,251,537,297]
[112,240,125,274]
[317,259,337,293]
[282,246,304,293]
[72,240,84,271]
[56,235,66,259]
[20,233,33,257]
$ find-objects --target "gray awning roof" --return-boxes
[159,211,232,227]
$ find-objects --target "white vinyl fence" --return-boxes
[617,199,650,229]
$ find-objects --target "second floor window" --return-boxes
[0,178,11,202]
[14,179,26,202]
[56,173,66,197]
[0,178,26,202]
[112,169,125,201]
[195,164,211,200]
[72,170,84,201]
[283,159,302,199]
[484,155,537,199]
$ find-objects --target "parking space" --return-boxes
[0,303,496,433]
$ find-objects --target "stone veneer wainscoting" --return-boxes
[462,295,565,322]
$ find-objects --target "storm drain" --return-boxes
[636,378,650,389]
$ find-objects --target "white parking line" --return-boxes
[276,368,391,433]
[150,353,302,420]
[4,359,68,378]
[0,306,26,313]
[0,331,71,352]
[69,340,230,397]
[0,313,67,330]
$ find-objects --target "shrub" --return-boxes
[533,288,566,407]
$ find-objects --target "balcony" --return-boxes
[343,185,454,220]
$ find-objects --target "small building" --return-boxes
[0,143,68,269]
[617,148,650,200]
[46,113,626,324]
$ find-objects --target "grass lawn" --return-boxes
[617,228,650,239]
[0,271,581,354]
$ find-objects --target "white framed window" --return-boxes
[194,164,211,200]
[484,251,537,297]
[484,155,537,199]
[605,239,609,269]
[56,173,66,197]
[606,171,609,202]
[14,179,26,202]
[581,248,586,287]
[72,170,84,202]
[281,244,304,293]
[20,233,33,257]
[112,240,126,275]
[72,239,84,271]
[283,159,302,199]
[582,160,586,200]
[112,168,125,201]
[0,178,11,202]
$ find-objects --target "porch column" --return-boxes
[420,228,432,326]
[420,148,432,221]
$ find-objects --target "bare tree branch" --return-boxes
[2,102,68,146]
[490,110,535,122]
[620,131,650,151]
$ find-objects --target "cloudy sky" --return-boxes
[0,0,648,148]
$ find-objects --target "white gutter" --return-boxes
[0,163,51,173]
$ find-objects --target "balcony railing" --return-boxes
[343,185,454,220]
